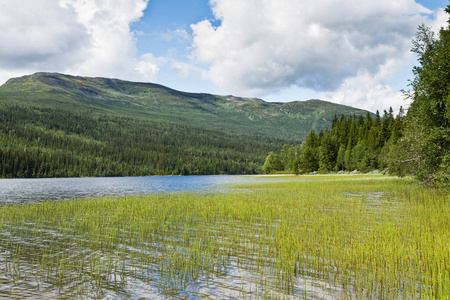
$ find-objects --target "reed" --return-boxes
[0,174,448,298]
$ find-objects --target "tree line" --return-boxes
[0,105,288,178]
[263,109,403,175]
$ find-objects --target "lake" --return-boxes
[0,175,447,299]
[0,175,258,205]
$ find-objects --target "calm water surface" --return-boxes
[0,176,401,299]
[0,175,255,205]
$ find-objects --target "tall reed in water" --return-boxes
[0,174,448,298]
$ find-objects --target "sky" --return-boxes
[0,0,448,113]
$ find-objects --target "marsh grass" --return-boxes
[0,175,448,298]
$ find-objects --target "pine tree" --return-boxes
[300,130,319,173]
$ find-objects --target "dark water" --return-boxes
[0,175,254,205]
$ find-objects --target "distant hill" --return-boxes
[0,73,372,141]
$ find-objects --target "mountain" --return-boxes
[0,73,374,178]
[0,73,372,141]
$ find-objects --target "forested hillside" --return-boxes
[0,72,372,141]
[0,72,376,178]
[263,109,403,174]
[0,105,289,177]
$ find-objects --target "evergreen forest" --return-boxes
[263,109,403,175]
[0,104,288,178]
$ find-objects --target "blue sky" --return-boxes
[0,0,448,113]
[419,0,448,10]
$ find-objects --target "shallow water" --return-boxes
[1,177,438,299]
[0,218,346,299]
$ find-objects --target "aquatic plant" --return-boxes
[0,175,448,298]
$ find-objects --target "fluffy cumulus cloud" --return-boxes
[190,0,442,111]
[0,0,158,84]
[321,7,449,113]
[0,0,85,82]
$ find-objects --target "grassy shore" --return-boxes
[0,174,448,298]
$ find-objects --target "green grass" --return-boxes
[0,175,448,298]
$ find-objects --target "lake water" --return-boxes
[0,175,256,205]
[0,175,418,299]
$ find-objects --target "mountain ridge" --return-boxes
[0,72,372,141]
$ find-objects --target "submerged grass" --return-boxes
[0,174,449,298]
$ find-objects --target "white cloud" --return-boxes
[320,63,406,114]
[60,0,159,81]
[190,0,438,109]
[134,53,163,82]
[321,7,449,113]
[171,61,203,79]
[0,0,88,70]
[429,7,449,34]
[0,0,160,84]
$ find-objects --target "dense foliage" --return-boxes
[395,7,450,186]
[0,105,288,178]
[263,109,403,174]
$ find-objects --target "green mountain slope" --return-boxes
[0,72,372,141]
